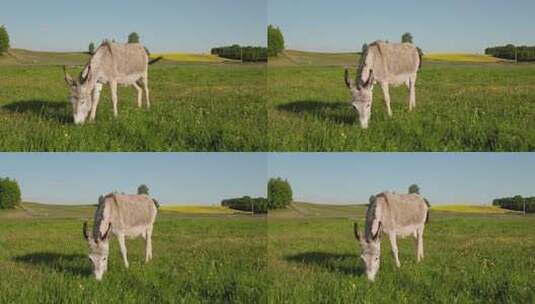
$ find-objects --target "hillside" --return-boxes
[269,201,516,220]
[0,48,235,67]
[0,202,249,220]
[268,49,516,67]
[269,202,367,219]
[268,50,359,67]
[0,49,90,66]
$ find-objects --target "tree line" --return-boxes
[493,195,535,213]
[221,178,293,214]
[221,196,268,214]
[485,44,535,62]
[211,45,267,62]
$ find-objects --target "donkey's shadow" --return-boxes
[2,100,72,124]
[276,100,356,125]
[13,252,90,276]
[285,251,364,276]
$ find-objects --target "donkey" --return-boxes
[354,192,429,281]
[83,193,159,280]
[64,42,162,124]
[345,41,421,128]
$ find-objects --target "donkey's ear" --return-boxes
[63,66,76,87]
[80,65,90,83]
[371,221,382,241]
[363,69,375,89]
[100,223,112,241]
[345,68,356,89]
[83,221,89,240]
[353,222,362,241]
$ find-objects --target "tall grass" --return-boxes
[0,64,266,151]
[268,214,535,303]
[268,62,535,151]
[0,215,267,303]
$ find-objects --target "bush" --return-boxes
[128,32,140,43]
[211,44,267,62]
[493,195,535,213]
[268,25,284,57]
[0,25,10,55]
[0,177,22,209]
[268,178,293,209]
[408,184,420,194]
[486,44,535,62]
[401,32,413,44]
[221,196,267,214]
[88,42,95,55]
[137,184,149,195]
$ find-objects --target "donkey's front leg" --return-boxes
[117,233,129,268]
[90,83,103,121]
[389,233,401,268]
[381,82,392,117]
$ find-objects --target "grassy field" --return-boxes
[268,50,535,151]
[0,49,266,151]
[0,203,267,303]
[268,202,535,303]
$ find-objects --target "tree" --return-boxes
[268,25,285,57]
[88,42,95,55]
[0,177,21,209]
[513,195,525,214]
[0,25,10,55]
[402,32,413,44]
[268,177,293,209]
[408,184,420,194]
[128,32,140,43]
[137,184,149,195]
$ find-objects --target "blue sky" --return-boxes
[269,153,535,205]
[0,153,266,205]
[269,0,535,53]
[0,0,266,53]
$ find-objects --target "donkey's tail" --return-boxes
[424,198,431,223]
[149,56,164,65]
[152,199,160,210]
[417,48,423,70]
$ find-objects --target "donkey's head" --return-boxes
[345,69,375,129]
[354,221,382,281]
[64,66,93,125]
[83,221,111,280]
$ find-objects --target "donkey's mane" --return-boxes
[357,40,383,86]
[92,193,115,239]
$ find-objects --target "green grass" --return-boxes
[268,51,535,151]
[0,203,267,303]
[0,50,266,151]
[3,201,534,302]
[268,202,535,303]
